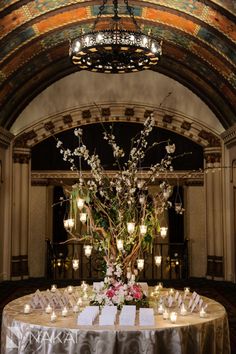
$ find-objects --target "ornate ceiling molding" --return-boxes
[12,102,222,148]
[0,0,235,129]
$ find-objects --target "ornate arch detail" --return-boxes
[13,102,222,149]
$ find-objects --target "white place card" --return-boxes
[77,306,99,325]
[167,295,174,307]
[119,305,136,326]
[139,308,155,326]
[174,291,180,301]
[178,295,183,307]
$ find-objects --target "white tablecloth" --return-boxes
[1,288,231,354]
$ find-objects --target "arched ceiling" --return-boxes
[0,0,235,130]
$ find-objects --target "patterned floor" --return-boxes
[0,278,235,352]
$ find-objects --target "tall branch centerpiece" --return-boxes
[55,114,177,306]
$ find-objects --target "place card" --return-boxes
[77,306,99,325]
[178,295,183,307]
[174,291,180,301]
[119,305,136,326]
[139,308,155,326]
[167,295,174,308]
[99,306,117,326]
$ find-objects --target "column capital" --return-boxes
[203,146,222,164]
[13,147,31,164]
[0,127,14,149]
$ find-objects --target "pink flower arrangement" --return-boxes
[90,262,148,308]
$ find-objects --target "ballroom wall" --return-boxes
[0,71,235,282]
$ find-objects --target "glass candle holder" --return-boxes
[51,284,57,293]
[67,286,73,294]
[163,309,169,320]
[23,304,31,314]
[62,307,68,317]
[45,304,52,314]
[51,311,57,322]
[170,312,177,323]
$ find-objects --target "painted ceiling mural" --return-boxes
[0,0,235,130]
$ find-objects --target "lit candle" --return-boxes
[72,259,79,271]
[199,308,207,318]
[67,286,73,294]
[163,309,169,320]
[73,304,79,313]
[154,256,162,267]
[155,282,163,292]
[180,303,187,316]
[117,239,124,251]
[127,222,135,234]
[51,284,57,293]
[62,306,68,317]
[137,258,144,271]
[51,311,57,322]
[139,224,147,235]
[23,304,31,314]
[77,197,85,210]
[157,304,165,314]
[160,227,168,238]
[80,213,87,223]
[84,245,93,257]
[169,288,174,295]
[184,287,190,296]
[81,281,88,292]
[170,312,177,323]
[77,298,83,308]
[45,304,52,314]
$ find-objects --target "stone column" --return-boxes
[204,147,224,279]
[0,128,14,281]
[11,147,31,279]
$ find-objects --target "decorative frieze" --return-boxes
[204,147,222,164]
[221,124,236,148]
[199,130,221,147]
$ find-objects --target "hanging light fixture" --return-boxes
[69,0,162,74]
[154,255,162,267]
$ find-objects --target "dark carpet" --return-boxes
[0,278,235,353]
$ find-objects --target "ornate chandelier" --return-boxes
[69,0,162,73]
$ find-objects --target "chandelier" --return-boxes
[69,0,162,73]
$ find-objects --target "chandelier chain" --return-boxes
[93,0,108,30]
[124,0,141,32]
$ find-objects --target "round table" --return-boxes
[1,288,231,354]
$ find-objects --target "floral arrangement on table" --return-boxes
[90,259,148,308]
[55,111,185,280]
